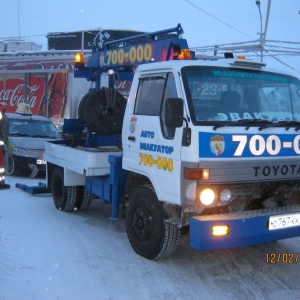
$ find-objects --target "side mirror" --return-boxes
[165,98,184,128]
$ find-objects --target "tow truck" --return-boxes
[42,24,300,259]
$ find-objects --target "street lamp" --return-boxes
[255,0,264,61]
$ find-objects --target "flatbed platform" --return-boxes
[44,139,123,176]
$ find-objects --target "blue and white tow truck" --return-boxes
[44,24,300,259]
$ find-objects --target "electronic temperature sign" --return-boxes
[95,38,189,68]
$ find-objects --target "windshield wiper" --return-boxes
[237,119,273,130]
[278,120,300,131]
[9,133,32,137]
[210,119,300,131]
[237,119,300,131]
[212,122,236,130]
[212,119,272,130]
[32,134,53,138]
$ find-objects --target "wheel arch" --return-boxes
[124,171,182,222]
[46,162,58,190]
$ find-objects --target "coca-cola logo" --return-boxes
[33,62,74,71]
[3,58,74,72]
[0,77,44,114]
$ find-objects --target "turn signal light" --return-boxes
[184,167,210,180]
[212,225,229,236]
[237,55,246,59]
[75,53,85,66]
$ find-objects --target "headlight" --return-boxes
[0,168,4,173]
[220,188,232,203]
[199,188,215,206]
[11,147,30,157]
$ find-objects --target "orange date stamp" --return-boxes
[265,253,299,264]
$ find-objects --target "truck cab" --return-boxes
[122,58,300,251]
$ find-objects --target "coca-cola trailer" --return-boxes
[0,50,93,126]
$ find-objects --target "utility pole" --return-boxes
[255,0,264,61]
[255,0,272,62]
[264,0,272,43]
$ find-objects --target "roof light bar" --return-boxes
[229,59,266,68]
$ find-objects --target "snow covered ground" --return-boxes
[1,174,300,300]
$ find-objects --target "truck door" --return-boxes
[123,72,183,204]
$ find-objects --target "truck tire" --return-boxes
[78,88,127,135]
[125,185,179,260]
[74,186,93,211]
[51,167,77,212]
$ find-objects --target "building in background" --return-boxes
[0,40,42,52]
[47,29,146,51]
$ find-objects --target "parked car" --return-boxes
[0,105,61,177]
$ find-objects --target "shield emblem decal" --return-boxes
[210,135,225,156]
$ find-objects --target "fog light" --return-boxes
[220,188,232,203]
[199,188,215,206]
[212,225,229,236]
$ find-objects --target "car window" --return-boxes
[8,119,60,139]
[134,75,165,116]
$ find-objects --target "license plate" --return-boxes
[269,212,300,231]
[36,159,46,165]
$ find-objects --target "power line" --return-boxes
[184,0,254,39]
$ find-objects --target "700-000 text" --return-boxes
[139,153,173,172]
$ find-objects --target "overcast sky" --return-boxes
[0,0,299,73]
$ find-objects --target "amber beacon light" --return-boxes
[75,53,85,67]
[178,49,192,60]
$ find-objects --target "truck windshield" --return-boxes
[182,66,300,125]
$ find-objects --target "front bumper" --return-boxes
[13,155,46,172]
[190,204,300,250]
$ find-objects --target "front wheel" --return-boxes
[125,185,179,260]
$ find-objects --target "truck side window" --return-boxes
[134,76,165,116]
[160,73,177,139]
